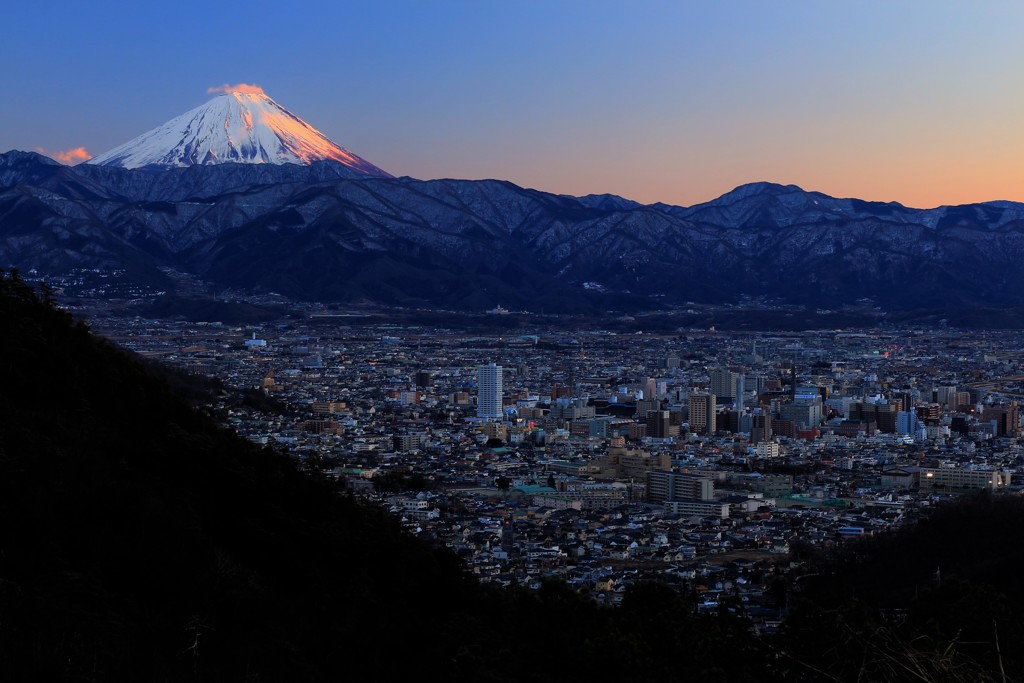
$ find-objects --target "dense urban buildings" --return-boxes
[75,305,1024,619]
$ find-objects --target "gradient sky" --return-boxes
[2,1,1021,208]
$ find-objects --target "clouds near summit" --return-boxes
[207,83,265,96]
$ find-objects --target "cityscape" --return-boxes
[80,300,1024,627]
[4,2,1024,680]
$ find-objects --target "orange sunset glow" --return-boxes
[36,146,93,165]
[6,3,1023,209]
[207,83,265,96]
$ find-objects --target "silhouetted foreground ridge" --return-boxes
[0,272,476,680]
[0,271,762,682]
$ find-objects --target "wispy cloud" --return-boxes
[36,146,93,164]
[207,82,265,95]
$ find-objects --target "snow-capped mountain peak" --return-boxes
[87,88,391,177]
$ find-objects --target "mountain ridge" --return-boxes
[4,149,1024,314]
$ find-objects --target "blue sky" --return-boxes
[3,1,1021,207]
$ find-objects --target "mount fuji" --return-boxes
[6,85,1024,322]
[87,87,391,177]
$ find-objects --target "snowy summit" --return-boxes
[88,85,390,176]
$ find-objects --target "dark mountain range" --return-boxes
[3,149,1024,313]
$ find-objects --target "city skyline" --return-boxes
[3,1,1022,209]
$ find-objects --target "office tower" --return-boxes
[949,391,970,412]
[751,413,773,444]
[635,399,661,417]
[935,386,958,409]
[646,409,671,438]
[982,402,1020,437]
[711,369,743,407]
[892,391,914,414]
[780,388,824,429]
[642,377,658,400]
[476,363,503,419]
[689,393,716,435]
[897,410,921,436]
[873,402,898,432]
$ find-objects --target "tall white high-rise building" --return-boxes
[477,363,503,419]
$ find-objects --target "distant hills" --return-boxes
[4,148,1024,314]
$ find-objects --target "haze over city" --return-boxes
[3,0,1022,208]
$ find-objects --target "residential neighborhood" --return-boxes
[88,310,1024,629]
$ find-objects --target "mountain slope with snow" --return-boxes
[6,149,1024,316]
[87,91,391,177]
